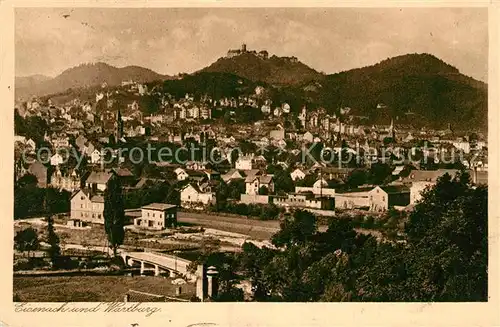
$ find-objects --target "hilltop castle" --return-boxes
[226,43,269,60]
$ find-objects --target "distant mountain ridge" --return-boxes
[15,62,168,99]
[15,52,487,131]
[297,53,487,130]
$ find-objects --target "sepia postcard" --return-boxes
[1,1,499,327]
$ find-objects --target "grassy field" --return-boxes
[13,275,195,302]
[177,212,280,240]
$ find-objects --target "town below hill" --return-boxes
[15,45,487,131]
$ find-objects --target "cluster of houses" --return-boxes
[14,72,489,232]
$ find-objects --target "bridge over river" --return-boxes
[121,251,195,280]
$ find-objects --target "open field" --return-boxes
[13,275,195,302]
[178,212,281,240]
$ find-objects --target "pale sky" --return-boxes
[15,8,488,81]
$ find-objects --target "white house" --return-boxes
[302,132,314,143]
[134,203,177,230]
[70,189,105,224]
[90,149,102,164]
[50,153,64,166]
[291,168,306,181]
[235,155,267,170]
[245,175,274,195]
[180,183,216,208]
[26,138,36,151]
[174,167,189,181]
[85,171,113,192]
[368,186,410,212]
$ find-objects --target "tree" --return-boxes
[273,169,294,193]
[103,176,125,256]
[14,227,39,258]
[227,179,245,200]
[296,173,317,187]
[46,215,60,267]
[346,169,367,188]
[258,185,269,195]
[272,210,317,248]
[165,187,181,206]
[367,163,392,185]
[401,171,487,301]
[16,173,38,188]
[228,149,239,168]
[215,181,229,211]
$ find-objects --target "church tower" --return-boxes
[115,109,124,141]
[389,118,396,141]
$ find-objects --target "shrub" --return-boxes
[109,256,126,270]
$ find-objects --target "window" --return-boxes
[147,212,150,217]
[81,204,83,208]
[159,213,163,218]
[98,214,102,219]
[80,213,83,217]
[92,214,95,218]
[153,213,155,218]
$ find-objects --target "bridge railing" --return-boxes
[147,251,192,265]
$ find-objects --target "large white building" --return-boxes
[134,203,177,230]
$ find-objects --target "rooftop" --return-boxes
[86,171,113,184]
[90,195,105,203]
[141,203,177,211]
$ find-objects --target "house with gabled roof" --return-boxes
[180,183,216,209]
[368,185,410,212]
[134,203,177,230]
[405,169,460,205]
[70,189,105,224]
[174,167,189,181]
[236,154,267,170]
[245,174,274,195]
[221,169,246,183]
[85,170,113,192]
[111,167,136,186]
[291,168,306,181]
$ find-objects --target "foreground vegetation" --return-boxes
[197,172,487,301]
